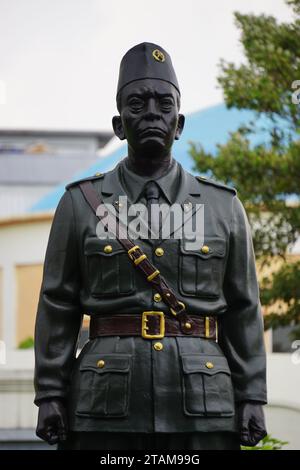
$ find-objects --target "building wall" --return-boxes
[0,214,90,348]
[0,215,52,349]
[265,406,300,450]
[0,132,111,155]
[266,353,300,449]
[0,185,53,218]
[0,267,3,341]
[15,264,43,346]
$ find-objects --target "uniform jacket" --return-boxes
[34,158,267,433]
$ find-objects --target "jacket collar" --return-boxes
[119,156,179,204]
[100,158,202,245]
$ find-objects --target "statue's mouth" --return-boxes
[139,127,166,137]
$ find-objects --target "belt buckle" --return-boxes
[142,311,165,339]
[128,245,141,261]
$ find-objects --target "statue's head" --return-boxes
[112,42,185,157]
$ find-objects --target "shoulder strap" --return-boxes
[79,181,194,335]
[66,172,104,190]
[196,176,237,194]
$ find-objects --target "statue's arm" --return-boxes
[34,190,82,443]
[221,195,267,445]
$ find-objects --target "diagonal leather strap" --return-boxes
[79,180,194,335]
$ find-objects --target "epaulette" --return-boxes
[65,172,105,190]
[196,175,237,195]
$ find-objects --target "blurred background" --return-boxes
[0,0,299,450]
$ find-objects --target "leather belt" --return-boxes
[89,312,218,341]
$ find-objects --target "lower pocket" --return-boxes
[180,353,235,417]
[75,353,132,418]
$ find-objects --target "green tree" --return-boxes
[189,0,300,332]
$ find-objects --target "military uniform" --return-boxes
[34,157,266,449]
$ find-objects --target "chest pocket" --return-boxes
[84,237,136,297]
[179,237,226,299]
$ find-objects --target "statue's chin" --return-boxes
[135,138,172,158]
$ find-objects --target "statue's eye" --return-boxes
[128,98,144,110]
[160,98,173,109]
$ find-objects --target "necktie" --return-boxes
[144,180,161,239]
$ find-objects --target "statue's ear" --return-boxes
[112,116,125,140]
[175,114,185,140]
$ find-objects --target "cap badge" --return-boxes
[152,49,165,63]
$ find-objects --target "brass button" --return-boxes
[153,342,164,351]
[201,245,210,254]
[205,361,214,369]
[155,247,164,257]
[97,359,105,368]
[185,322,192,329]
[104,244,113,254]
[154,293,162,302]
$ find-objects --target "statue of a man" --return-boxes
[34,42,267,450]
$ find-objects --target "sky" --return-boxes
[0,0,292,132]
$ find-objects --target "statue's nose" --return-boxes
[145,98,160,119]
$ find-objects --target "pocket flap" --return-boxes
[180,354,231,376]
[79,353,132,374]
[180,237,226,258]
[84,237,126,256]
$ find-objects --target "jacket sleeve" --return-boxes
[34,189,83,405]
[221,195,267,404]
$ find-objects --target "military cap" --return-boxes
[117,42,180,96]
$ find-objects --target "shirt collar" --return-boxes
[120,156,180,204]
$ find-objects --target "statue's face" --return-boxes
[115,78,184,156]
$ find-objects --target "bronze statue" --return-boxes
[34,43,267,450]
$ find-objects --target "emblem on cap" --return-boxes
[152,49,165,63]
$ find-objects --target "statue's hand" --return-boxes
[36,398,68,445]
[237,401,267,447]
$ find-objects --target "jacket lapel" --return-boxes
[159,166,202,241]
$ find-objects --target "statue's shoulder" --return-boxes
[195,175,237,195]
[65,172,105,190]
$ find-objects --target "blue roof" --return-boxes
[28,103,279,212]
